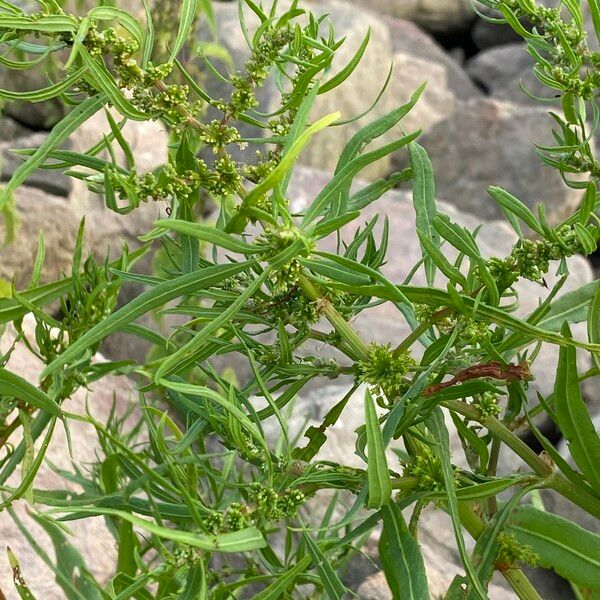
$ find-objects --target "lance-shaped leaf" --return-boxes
[553,323,600,495]
[487,186,545,236]
[410,142,439,285]
[145,219,262,254]
[364,389,392,509]
[0,369,60,415]
[303,532,347,599]
[507,505,600,592]
[589,284,600,370]
[379,502,429,599]
[50,506,266,552]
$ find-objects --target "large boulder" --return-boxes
[393,97,582,223]
[0,317,137,599]
[345,0,475,33]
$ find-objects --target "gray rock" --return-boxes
[0,186,80,288]
[394,97,582,223]
[0,116,32,142]
[345,0,475,33]
[1,132,72,197]
[387,18,481,101]
[0,317,137,599]
[465,43,549,103]
[0,67,68,130]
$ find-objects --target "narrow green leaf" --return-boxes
[554,323,600,495]
[487,186,545,236]
[508,505,600,592]
[303,532,347,600]
[0,368,60,415]
[50,506,266,552]
[538,281,600,332]
[252,556,312,600]
[79,48,149,120]
[364,389,392,509]
[146,219,261,254]
[409,142,439,285]
[433,214,481,259]
[589,284,600,370]
[302,130,420,227]
[319,29,370,94]
[0,66,86,101]
[417,231,467,288]
[427,408,487,600]
[169,0,196,60]
[227,112,339,233]
[335,83,425,171]
[7,548,38,600]
[379,502,429,599]
[154,270,267,380]
[0,15,77,33]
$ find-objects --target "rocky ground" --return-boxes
[0,0,599,598]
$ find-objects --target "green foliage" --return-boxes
[0,0,599,599]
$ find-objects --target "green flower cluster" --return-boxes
[495,532,539,570]
[357,343,416,406]
[224,26,295,116]
[473,392,502,419]
[77,17,299,207]
[402,447,446,493]
[258,226,315,293]
[488,225,586,289]
[202,484,306,535]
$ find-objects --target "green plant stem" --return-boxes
[392,308,450,357]
[445,400,600,520]
[297,274,369,361]
[458,503,543,600]
[443,400,552,476]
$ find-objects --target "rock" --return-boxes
[0,67,68,130]
[200,1,479,180]
[0,186,81,288]
[0,116,31,142]
[465,43,547,102]
[345,0,475,33]
[0,317,136,599]
[388,18,481,101]
[471,3,523,49]
[1,132,72,197]
[393,97,582,223]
